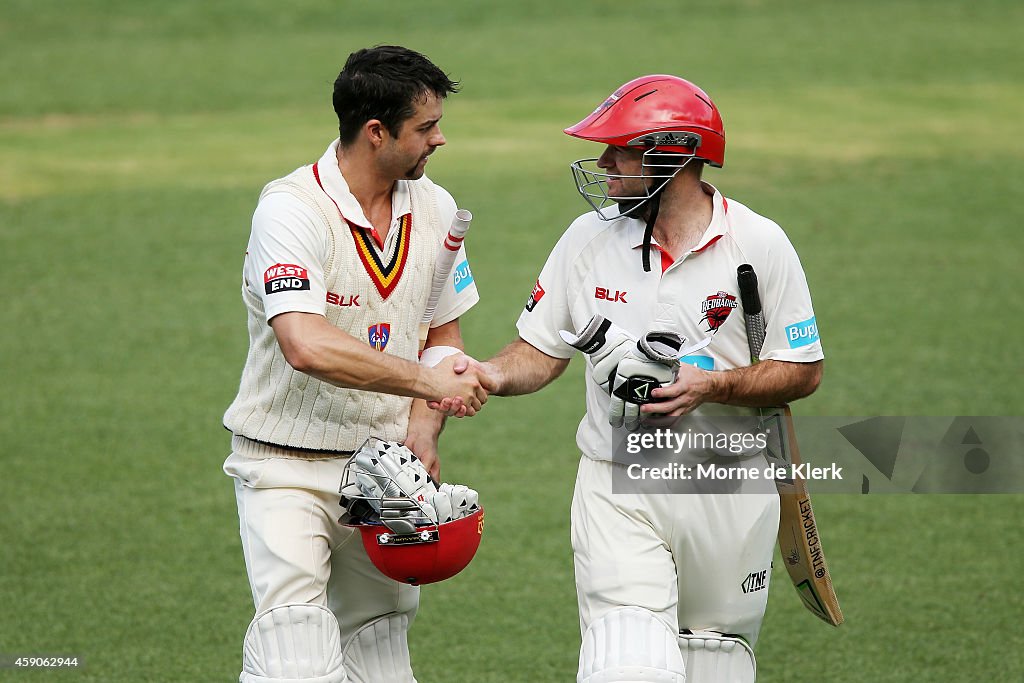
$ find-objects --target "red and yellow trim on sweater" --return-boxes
[350,213,411,300]
[312,161,413,300]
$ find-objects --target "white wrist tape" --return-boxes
[419,345,462,368]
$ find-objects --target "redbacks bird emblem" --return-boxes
[368,323,391,352]
[700,291,738,333]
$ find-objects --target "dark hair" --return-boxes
[333,45,459,146]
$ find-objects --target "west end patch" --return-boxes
[264,263,310,295]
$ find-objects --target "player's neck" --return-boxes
[337,147,395,239]
[651,182,713,255]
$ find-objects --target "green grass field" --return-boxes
[2,1,1022,680]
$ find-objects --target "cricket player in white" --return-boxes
[436,75,824,681]
[222,47,492,683]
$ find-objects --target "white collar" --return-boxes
[314,139,411,230]
[625,182,729,254]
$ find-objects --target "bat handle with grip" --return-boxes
[737,264,766,364]
[419,209,473,351]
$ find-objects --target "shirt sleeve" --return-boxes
[755,223,824,363]
[515,223,579,359]
[427,184,479,327]
[244,192,329,323]
[430,242,480,327]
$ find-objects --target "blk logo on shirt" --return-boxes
[264,263,310,295]
[595,287,628,303]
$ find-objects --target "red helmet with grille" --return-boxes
[565,75,725,167]
[354,508,484,585]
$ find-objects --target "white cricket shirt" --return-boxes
[516,183,823,461]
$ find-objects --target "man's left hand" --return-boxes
[406,398,445,481]
[403,430,440,482]
[643,363,716,417]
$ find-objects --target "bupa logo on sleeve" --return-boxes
[786,316,820,348]
[264,263,310,295]
[453,260,474,293]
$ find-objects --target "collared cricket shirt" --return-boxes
[517,183,823,461]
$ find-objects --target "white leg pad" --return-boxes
[241,603,348,683]
[342,613,417,683]
[678,631,756,683]
[578,607,687,683]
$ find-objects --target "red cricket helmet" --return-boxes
[354,507,485,585]
[565,74,725,167]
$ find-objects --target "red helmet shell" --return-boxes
[356,508,484,585]
[565,75,725,167]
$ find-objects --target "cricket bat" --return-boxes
[419,209,473,351]
[737,264,844,627]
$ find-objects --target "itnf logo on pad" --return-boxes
[786,316,819,348]
[264,263,310,295]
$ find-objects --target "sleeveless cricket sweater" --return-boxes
[223,164,444,457]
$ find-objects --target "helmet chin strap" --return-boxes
[641,191,662,272]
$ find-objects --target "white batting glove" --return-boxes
[609,331,685,431]
[559,315,637,393]
[351,441,439,533]
[431,491,456,524]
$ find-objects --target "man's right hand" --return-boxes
[429,355,499,417]
[608,332,683,430]
[430,354,496,416]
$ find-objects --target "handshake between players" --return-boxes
[428,314,717,427]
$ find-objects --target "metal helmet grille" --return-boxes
[569,148,697,221]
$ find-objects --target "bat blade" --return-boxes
[764,405,845,626]
[738,264,843,627]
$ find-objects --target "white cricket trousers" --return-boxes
[223,452,419,645]
[571,456,780,646]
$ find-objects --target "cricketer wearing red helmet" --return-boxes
[436,75,824,682]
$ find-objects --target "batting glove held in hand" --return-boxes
[346,441,439,534]
[559,315,637,394]
[608,331,685,431]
